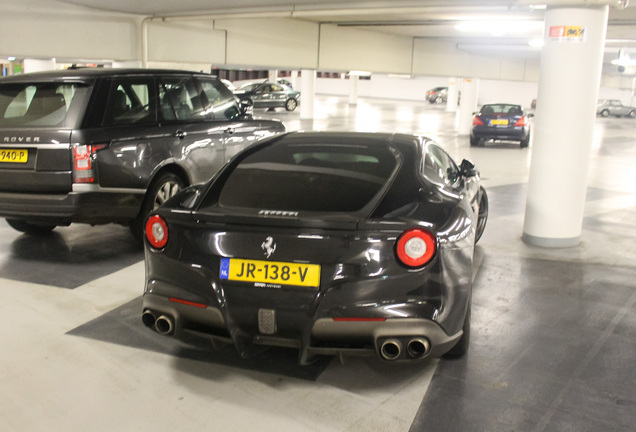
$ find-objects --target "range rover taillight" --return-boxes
[396,228,437,268]
[72,144,107,183]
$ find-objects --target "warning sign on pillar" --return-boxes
[549,26,586,42]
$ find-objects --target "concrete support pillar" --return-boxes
[23,58,56,73]
[268,70,278,83]
[290,70,299,89]
[523,6,608,247]
[446,77,459,113]
[300,69,316,120]
[349,74,359,105]
[456,78,479,135]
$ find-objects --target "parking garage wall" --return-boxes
[0,0,139,61]
[314,74,540,109]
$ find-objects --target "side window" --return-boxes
[159,77,205,122]
[198,79,240,120]
[270,84,284,92]
[423,144,460,187]
[102,79,155,126]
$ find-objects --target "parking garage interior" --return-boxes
[1,1,636,431]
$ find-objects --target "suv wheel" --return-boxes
[130,172,185,242]
[6,218,56,235]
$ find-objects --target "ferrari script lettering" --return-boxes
[258,210,298,217]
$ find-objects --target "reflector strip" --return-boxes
[169,297,207,308]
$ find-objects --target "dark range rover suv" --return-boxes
[0,69,285,237]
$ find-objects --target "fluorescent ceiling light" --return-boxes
[455,20,543,37]
[349,70,372,76]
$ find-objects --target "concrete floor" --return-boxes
[0,97,634,431]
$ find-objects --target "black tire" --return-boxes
[285,98,297,111]
[520,135,529,148]
[475,186,488,244]
[129,172,185,241]
[5,218,56,235]
[601,109,610,118]
[444,301,471,358]
[470,136,478,147]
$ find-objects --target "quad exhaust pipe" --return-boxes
[407,337,430,358]
[142,309,175,336]
[380,337,430,360]
[380,339,402,360]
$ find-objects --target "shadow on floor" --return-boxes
[67,296,333,381]
[0,222,143,288]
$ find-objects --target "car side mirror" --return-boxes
[527,113,534,118]
[239,99,253,117]
[460,159,479,177]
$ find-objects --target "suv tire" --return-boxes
[6,218,56,235]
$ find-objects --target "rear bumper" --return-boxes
[471,126,529,141]
[0,187,144,225]
[142,291,461,365]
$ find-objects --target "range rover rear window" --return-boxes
[217,143,397,213]
[0,82,89,128]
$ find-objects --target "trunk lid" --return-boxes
[0,129,73,193]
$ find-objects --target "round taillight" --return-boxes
[396,228,437,268]
[146,215,168,249]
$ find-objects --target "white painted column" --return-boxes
[348,74,359,105]
[268,70,278,82]
[446,77,458,113]
[23,58,56,73]
[290,70,299,89]
[523,6,608,247]
[300,69,316,120]
[456,78,479,135]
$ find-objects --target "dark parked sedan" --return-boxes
[142,132,488,365]
[426,86,448,104]
[471,103,533,148]
[234,81,300,111]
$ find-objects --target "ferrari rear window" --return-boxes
[0,82,89,128]
[218,143,397,212]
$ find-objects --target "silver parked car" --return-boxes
[596,99,636,118]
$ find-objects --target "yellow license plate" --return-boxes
[0,149,28,163]
[490,119,509,126]
[220,258,321,288]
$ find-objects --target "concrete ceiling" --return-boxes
[56,0,636,75]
